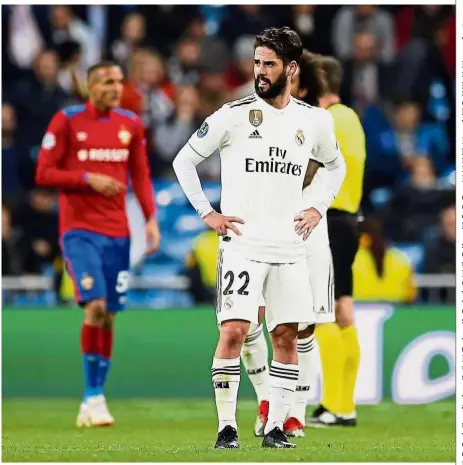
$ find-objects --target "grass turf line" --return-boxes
[2,399,455,462]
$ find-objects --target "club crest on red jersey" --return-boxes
[118,127,132,145]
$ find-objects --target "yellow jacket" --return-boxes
[353,235,417,303]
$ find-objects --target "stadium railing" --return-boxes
[1,273,456,305]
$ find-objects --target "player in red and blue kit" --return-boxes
[35,62,160,427]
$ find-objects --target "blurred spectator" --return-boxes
[2,205,22,276]
[196,38,231,119]
[15,189,59,274]
[2,104,24,208]
[230,35,255,99]
[284,6,327,54]
[167,36,201,87]
[219,6,276,49]
[396,6,455,78]
[155,85,202,177]
[120,48,175,128]
[7,5,44,70]
[49,5,100,70]
[138,5,204,57]
[56,40,85,95]
[383,157,449,242]
[11,49,69,185]
[391,8,455,127]
[341,32,391,115]
[364,100,449,197]
[353,216,417,303]
[110,12,147,72]
[333,6,395,64]
[423,204,456,274]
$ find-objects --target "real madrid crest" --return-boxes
[118,127,132,145]
[249,109,263,127]
[224,297,233,310]
[295,129,305,146]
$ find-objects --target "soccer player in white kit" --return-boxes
[242,50,338,438]
[173,28,346,449]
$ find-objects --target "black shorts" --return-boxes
[327,209,360,300]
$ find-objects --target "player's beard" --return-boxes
[254,71,288,99]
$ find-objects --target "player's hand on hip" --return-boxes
[203,211,244,237]
[86,173,126,197]
[295,208,322,240]
[145,217,161,255]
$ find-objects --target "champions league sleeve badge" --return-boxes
[197,121,209,138]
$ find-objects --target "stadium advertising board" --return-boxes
[3,305,455,403]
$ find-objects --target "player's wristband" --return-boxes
[83,172,89,183]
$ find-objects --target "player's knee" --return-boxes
[335,297,354,328]
[220,320,249,348]
[102,312,115,332]
[84,299,107,325]
[271,324,298,353]
[298,323,315,339]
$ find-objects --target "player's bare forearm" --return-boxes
[303,160,323,189]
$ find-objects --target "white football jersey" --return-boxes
[188,93,340,263]
[303,168,330,252]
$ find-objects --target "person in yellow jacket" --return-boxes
[353,216,417,303]
[184,220,220,305]
[306,56,367,427]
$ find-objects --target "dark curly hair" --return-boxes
[254,27,303,65]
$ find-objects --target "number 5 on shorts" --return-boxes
[115,271,129,293]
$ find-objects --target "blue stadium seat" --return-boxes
[173,213,207,236]
[127,290,193,308]
[141,261,184,279]
[370,187,393,209]
[12,293,49,307]
[202,181,221,205]
[158,234,197,263]
[155,181,190,208]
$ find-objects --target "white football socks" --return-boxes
[265,360,299,434]
[211,357,240,432]
[288,335,316,424]
[241,324,269,403]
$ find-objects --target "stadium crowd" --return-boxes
[1,5,456,300]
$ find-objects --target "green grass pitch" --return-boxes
[2,399,455,462]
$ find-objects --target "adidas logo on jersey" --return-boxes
[249,130,262,139]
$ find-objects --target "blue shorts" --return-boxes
[61,230,130,312]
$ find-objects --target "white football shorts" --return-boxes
[257,244,335,325]
[216,248,315,333]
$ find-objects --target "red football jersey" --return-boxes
[36,102,156,237]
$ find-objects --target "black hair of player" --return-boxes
[316,56,343,96]
[254,27,303,65]
[297,50,328,107]
[87,61,120,80]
